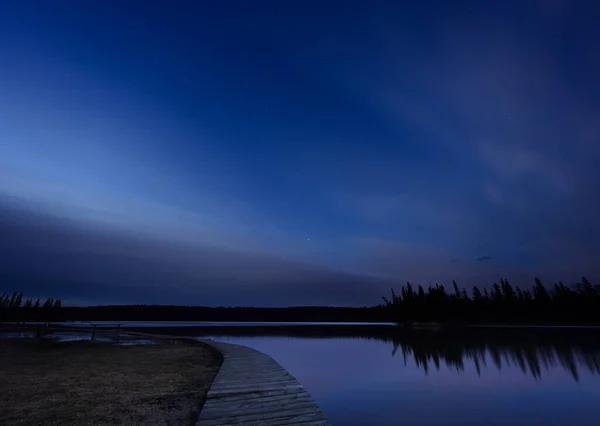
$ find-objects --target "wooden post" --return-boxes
[91,324,97,341]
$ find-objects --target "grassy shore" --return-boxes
[0,338,221,426]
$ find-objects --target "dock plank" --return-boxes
[196,340,331,426]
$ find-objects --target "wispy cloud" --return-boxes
[332,6,600,279]
[0,200,393,306]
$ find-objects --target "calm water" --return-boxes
[182,326,600,426]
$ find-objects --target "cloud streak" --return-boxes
[0,198,393,306]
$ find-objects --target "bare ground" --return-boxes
[0,338,221,426]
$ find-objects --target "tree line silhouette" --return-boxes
[47,305,391,322]
[0,292,62,322]
[3,276,600,324]
[383,276,600,324]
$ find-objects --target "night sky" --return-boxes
[1,1,600,306]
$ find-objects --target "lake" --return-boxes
[172,325,600,426]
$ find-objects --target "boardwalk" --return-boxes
[196,340,331,426]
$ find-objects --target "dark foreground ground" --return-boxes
[0,338,221,426]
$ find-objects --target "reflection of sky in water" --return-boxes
[206,336,600,426]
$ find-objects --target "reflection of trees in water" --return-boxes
[143,324,600,381]
[384,334,600,381]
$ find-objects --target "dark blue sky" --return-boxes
[1,1,600,306]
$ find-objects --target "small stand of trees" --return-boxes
[382,277,600,324]
[0,292,62,323]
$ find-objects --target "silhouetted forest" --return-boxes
[2,276,600,324]
[0,292,62,322]
[54,305,391,322]
[383,277,600,324]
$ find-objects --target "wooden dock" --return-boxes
[196,340,331,426]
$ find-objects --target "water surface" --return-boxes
[189,327,600,426]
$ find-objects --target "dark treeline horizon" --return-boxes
[383,276,600,324]
[51,305,392,323]
[2,276,600,324]
[0,292,62,322]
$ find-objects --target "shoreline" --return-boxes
[122,331,332,424]
[196,339,331,426]
[1,328,331,425]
